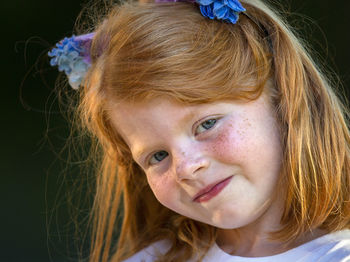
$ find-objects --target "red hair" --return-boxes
[62,0,350,261]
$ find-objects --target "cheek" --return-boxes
[146,174,178,208]
[208,118,250,163]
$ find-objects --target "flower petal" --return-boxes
[226,11,239,23]
[199,5,215,19]
[197,0,215,6]
[213,1,224,10]
[213,3,229,19]
[48,33,94,89]
[226,0,245,12]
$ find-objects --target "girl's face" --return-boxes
[109,94,283,230]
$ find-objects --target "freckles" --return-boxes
[147,174,175,206]
[208,115,257,165]
[148,174,169,192]
[236,118,251,138]
[209,120,247,161]
[209,131,229,159]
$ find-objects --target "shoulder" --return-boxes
[121,240,171,262]
[197,230,350,262]
[315,229,350,261]
[296,229,350,262]
[121,230,350,262]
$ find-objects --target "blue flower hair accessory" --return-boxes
[197,0,245,24]
[155,0,246,24]
[48,33,95,89]
[49,0,245,89]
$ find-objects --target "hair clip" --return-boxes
[48,33,95,90]
[155,0,245,24]
[48,0,245,89]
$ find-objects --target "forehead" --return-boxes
[108,97,191,144]
[110,97,192,122]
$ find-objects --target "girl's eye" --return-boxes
[195,119,217,135]
[149,150,168,165]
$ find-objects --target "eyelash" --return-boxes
[147,117,219,166]
[194,118,217,135]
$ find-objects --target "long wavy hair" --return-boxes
[64,0,350,261]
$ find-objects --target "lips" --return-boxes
[193,176,233,203]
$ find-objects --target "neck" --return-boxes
[215,195,327,257]
[216,222,327,257]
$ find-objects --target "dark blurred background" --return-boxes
[2,0,350,261]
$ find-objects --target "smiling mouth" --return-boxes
[193,176,233,203]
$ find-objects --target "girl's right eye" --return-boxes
[149,150,169,165]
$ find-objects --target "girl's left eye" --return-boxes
[195,118,217,135]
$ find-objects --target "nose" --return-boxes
[172,145,210,182]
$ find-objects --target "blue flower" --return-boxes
[48,35,92,89]
[196,0,245,24]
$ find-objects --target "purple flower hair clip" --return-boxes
[156,0,246,24]
[48,33,95,90]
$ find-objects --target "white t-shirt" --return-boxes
[123,229,350,261]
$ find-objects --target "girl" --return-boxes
[48,0,350,261]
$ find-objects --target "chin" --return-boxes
[204,209,258,230]
[210,220,244,230]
